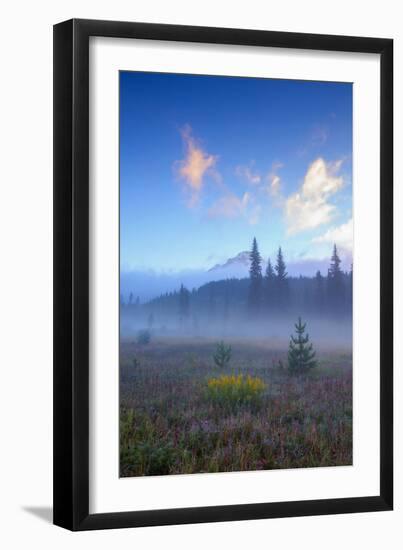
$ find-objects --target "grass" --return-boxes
[120,338,352,477]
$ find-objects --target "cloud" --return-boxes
[285,157,344,235]
[253,162,284,210]
[175,125,218,206]
[235,164,261,185]
[266,162,284,199]
[208,160,286,223]
[269,174,281,196]
[312,218,353,252]
[236,161,284,199]
[208,192,261,225]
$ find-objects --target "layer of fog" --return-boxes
[121,310,352,350]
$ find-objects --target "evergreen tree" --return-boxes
[264,258,276,310]
[275,246,287,280]
[275,246,288,309]
[288,317,317,374]
[131,243,354,322]
[265,258,275,280]
[327,244,345,313]
[248,237,262,314]
[329,244,342,278]
[213,341,232,368]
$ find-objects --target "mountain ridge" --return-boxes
[208,251,252,272]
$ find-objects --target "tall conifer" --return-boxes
[275,246,288,308]
[327,244,344,312]
[248,237,262,314]
[264,258,275,310]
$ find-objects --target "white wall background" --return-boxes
[0,1,400,548]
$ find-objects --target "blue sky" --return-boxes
[120,71,352,274]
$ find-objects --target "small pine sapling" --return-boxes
[288,317,317,374]
[213,341,232,368]
[137,329,151,345]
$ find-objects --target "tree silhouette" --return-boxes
[329,244,342,278]
[264,258,276,310]
[265,258,275,279]
[288,317,317,374]
[248,237,262,314]
[275,246,288,308]
[123,244,353,324]
[327,244,345,313]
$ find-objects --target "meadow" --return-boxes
[120,337,352,477]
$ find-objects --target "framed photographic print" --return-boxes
[53,19,393,530]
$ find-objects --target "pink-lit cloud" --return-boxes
[175,125,218,207]
[266,162,284,201]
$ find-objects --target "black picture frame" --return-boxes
[53,18,393,531]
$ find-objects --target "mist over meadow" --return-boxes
[121,242,352,347]
[120,240,353,477]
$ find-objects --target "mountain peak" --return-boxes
[208,251,251,273]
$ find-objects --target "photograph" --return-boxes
[51,12,394,534]
[119,71,353,477]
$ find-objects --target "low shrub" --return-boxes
[206,374,266,408]
[137,329,151,345]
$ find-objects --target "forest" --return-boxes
[121,241,352,339]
